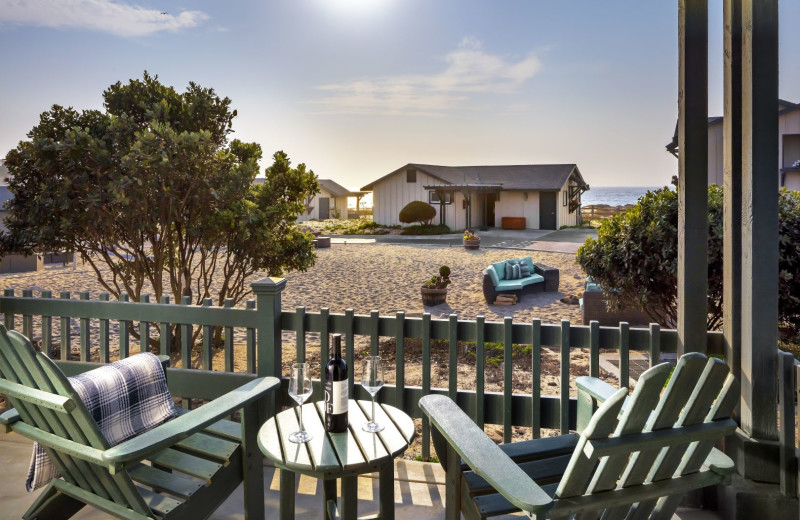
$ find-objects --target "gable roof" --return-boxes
[318,179,353,198]
[361,163,586,191]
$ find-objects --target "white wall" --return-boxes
[492,191,541,229]
[708,123,724,186]
[297,188,348,222]
[780,110,800,171]
[557,178,582,228]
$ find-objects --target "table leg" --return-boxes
[280,468,296,520]
[323,478,338,520]
[379,462,395,520]
[341,476,358,520]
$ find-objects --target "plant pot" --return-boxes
[421,286,448,306]
[463,238,480,250]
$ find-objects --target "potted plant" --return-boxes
[463,230,480,250]
[421,265,451,306]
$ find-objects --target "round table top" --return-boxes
[258,400,416,478]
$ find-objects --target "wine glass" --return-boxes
[361,356,385,433]
[288,363,313,443]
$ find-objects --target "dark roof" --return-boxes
[361,163,586,191]
[318,179,354,198]
[666,98,798,154]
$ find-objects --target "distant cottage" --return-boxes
[252,178,367,221]
[361,163,589,230]
[666,98,800,189]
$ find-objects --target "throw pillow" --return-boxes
[505,262,522,280]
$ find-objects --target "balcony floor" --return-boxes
[0,433,721,519]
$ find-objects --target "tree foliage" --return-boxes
[399,200,437,225]
[576,185,800,332]
[2,72,319,348]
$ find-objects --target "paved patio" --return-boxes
[0,431,721,519]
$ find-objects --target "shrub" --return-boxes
[423,265,451,289]
[576,186,800,332]
[400,224,451,235]
[399,200,437,225]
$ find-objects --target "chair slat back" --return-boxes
[0,326,152,516]
[554,353,735,520]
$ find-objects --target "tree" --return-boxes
[2,72,319,350]
[399,200,437,225]
[576,185,800,332]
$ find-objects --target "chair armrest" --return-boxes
[575,376,618,404]
[419,394,553,515]
[705,446,735,476]
[0,408,21,432]
[103,376,279,470]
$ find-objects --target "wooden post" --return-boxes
[677,0,708,355]
[740,0,778,442]
[251,276,287,418]
[723,0,743,394]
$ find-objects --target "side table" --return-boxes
[258,399,415,520]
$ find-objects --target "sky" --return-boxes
[0,1,798,190]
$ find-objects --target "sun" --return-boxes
[318,0,392,18]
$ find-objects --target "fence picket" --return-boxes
[22,289,33,340]
[180,296,191,370]
[139,294,150,354]
[41,291,53,358]
[449,314,458,401]
[345,309,355,396]
[98,293,109,363]
[79,291,90,361]
[3,288,14,330]
[503,317,513,443]
[246,299,256,374]
[60,291,71,360]
[370,310,379,357]
[531,318,541,439]
[476,315,485,429]
[202,298,213,370]
[619,321,630,389]
[118,293,129,359]
[159,296,170,357]
[395,311,405,410]
[560,319,570,435]
[223,299,234,372]
[590,320,600,378]
[422,312,431,460]
[649,322,661,368]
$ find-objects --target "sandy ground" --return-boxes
[0,244,616,454]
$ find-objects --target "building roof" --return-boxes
[318,179,355,198]
[666,98,798,155]
[361,163,587,191]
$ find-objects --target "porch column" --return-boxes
[722,0,742,400]
[739,0,778,443]
[677,0,708,355]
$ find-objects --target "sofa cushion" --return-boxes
[486,266,500,287]
[505,262,522,280]
[491,261,508,280]
[518,273,544,286]
[496,279,523,291]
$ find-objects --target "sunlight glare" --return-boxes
[318,0,392,18]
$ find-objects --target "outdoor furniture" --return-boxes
[258,400,415,520]
[482,257,559,304]
[419,352,738,520]
[314,236,331,248]
[0,325,280,520]
[501,217,526,230]
[581,278,651,326]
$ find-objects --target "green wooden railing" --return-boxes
[0,277,727,459]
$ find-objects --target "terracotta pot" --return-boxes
[421,286,448,306]
[463,238,480,250]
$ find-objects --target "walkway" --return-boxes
[0,433,719,519]
[331,228,598,254]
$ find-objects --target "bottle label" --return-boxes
[328,380,348,414]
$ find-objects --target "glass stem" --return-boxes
[299,402,304,432]
[371,395,376,425]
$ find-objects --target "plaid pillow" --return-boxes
[505,262,522,280]
[27,353,178,492]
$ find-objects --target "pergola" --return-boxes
[423,183,502,229]
[678,0,789,515]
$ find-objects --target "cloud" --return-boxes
[0,0,209,37]
[311,38,541,116]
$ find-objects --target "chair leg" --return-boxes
[242,401,265,520]
[23,483,85,520]
[445,443,461,520]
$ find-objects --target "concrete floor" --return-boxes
[0,432,723,520]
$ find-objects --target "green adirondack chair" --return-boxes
[419,352,739,520]
[0,325,280,520]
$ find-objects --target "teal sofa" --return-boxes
[482,257,559,303]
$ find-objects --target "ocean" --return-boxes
[581,186,671,207]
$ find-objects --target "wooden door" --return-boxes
[539,192,557,230]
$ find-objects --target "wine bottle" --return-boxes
[325,333,348,432]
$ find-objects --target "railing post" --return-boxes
[251,276,287,418]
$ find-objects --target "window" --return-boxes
[407,168,416,183]
[429,191,452,204]
[563,190,568,206]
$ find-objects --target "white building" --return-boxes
[666,98,800,189]
[361,163,589,230]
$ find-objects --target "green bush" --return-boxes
[399,200,437,225]
[400,224,451,235]
[576,186,800,332]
